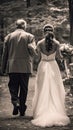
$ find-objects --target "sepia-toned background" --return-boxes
[0,0,73,130]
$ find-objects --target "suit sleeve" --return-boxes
[32,41,41,63]
[28,34,36,49]
[28,34,37,56]
[1,35,9,73]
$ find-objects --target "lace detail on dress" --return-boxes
[41,52,55,61]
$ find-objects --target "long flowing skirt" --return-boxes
[31,60,70,127]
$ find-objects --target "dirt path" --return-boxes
[0,76,73,130]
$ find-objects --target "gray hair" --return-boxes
[16,19,27,29]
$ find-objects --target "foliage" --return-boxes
[60,43,73,58]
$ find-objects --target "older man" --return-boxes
[1,19,36,116]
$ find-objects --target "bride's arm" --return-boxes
[54,39,63,60]
[57,45,63,60]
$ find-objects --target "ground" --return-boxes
[0,75,73,130]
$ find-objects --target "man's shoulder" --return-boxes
[25,31,34,37]
[14,30,34,38]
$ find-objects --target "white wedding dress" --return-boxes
[31,52,70,127]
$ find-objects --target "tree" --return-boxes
[37,0,48,5]
[68,0,73,45]
[0,15,4,42]
[26,0,30,8]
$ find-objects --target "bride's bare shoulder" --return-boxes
[53,38,60,47]
[37,39,45,47]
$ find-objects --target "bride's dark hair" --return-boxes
[45,31,54,52]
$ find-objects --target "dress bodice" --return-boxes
[41,52,56,61]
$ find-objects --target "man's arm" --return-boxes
[1,35,9,73]
[29,34,36,49]
[28,34,37,56]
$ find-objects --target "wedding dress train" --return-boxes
[31,52,70,127]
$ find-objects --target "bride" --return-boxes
[31,24,70,127]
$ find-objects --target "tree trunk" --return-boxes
[68,0,73,62]
[26,0,30,8]
[68,0,73,45]
[37,0,47,5]
[0,16,4,42]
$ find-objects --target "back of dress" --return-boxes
[41,52,56,61]
[31,50,70,127]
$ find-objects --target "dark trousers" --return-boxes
[8,73,30,112]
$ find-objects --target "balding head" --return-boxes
[16,19,27,30]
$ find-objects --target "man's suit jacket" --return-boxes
[1,29,36,73]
